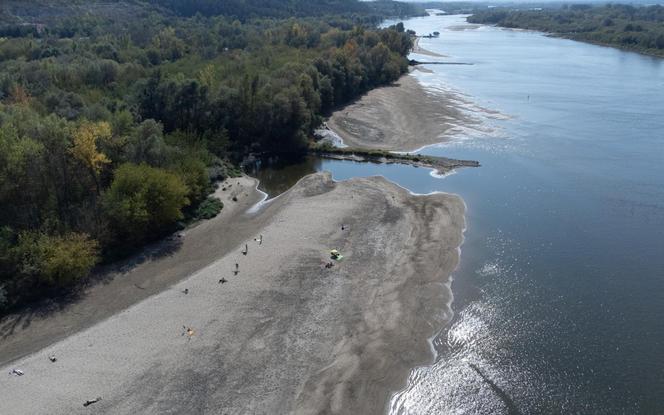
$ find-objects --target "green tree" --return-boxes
[126,119,169,167]
[102,163,190,245]
[0,121,45,229]
[172,155,210,206]
[14,231,99,287]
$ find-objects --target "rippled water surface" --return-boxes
[258,13,664,414]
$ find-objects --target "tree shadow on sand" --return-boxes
[0,235,183,340]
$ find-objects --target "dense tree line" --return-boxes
[469,4,664,58]
[149,0,369,19]
[148,0,424,20]
[0,2,414,311]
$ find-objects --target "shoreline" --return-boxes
[0,172,465,414]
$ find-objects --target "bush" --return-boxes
[173,156,210,205]
[194,197,223,220]
[14,231,100,287]
[102,163,190,245]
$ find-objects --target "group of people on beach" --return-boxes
[8,216,354,409]
[180,234,264,343]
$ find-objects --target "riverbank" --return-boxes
[467,7,664,59]
[0,172,465,414]
[327,74,475,152]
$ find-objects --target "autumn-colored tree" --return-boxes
[70,121,112,193]
[14,231,99,287]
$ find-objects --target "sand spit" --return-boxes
[0,172,465,415]
[327,74,473,152]
[412,37,447,58]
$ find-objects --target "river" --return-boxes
[253,13,664,414]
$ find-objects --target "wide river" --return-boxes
[254,13,664,414]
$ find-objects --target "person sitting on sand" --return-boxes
[83,397,102,407]
[182,326,195,340]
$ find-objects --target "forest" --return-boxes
[468,4,664,58]
[149,0,424,20]
[0,0,416,311]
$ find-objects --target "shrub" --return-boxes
[103,163,190,245]
[14,231,100,287]
[194,197,223,220]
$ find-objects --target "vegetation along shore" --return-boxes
[469,4,664,58]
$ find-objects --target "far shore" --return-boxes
[0,172,465,414]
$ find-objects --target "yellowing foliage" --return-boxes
[15,231,100,287]
[71,121,112,174]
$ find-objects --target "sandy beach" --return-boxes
[0,172,464,414]
[326,74,473,152]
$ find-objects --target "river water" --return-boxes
[253,13,664,414]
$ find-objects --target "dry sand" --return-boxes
[0,172,465,415]
[327,74,473,152]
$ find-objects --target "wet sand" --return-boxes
[0,173,465,415]
[327,74,474,152]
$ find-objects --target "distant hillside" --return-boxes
[1,0,423,28]
[148,0,369,18]
[148,0,425,19]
